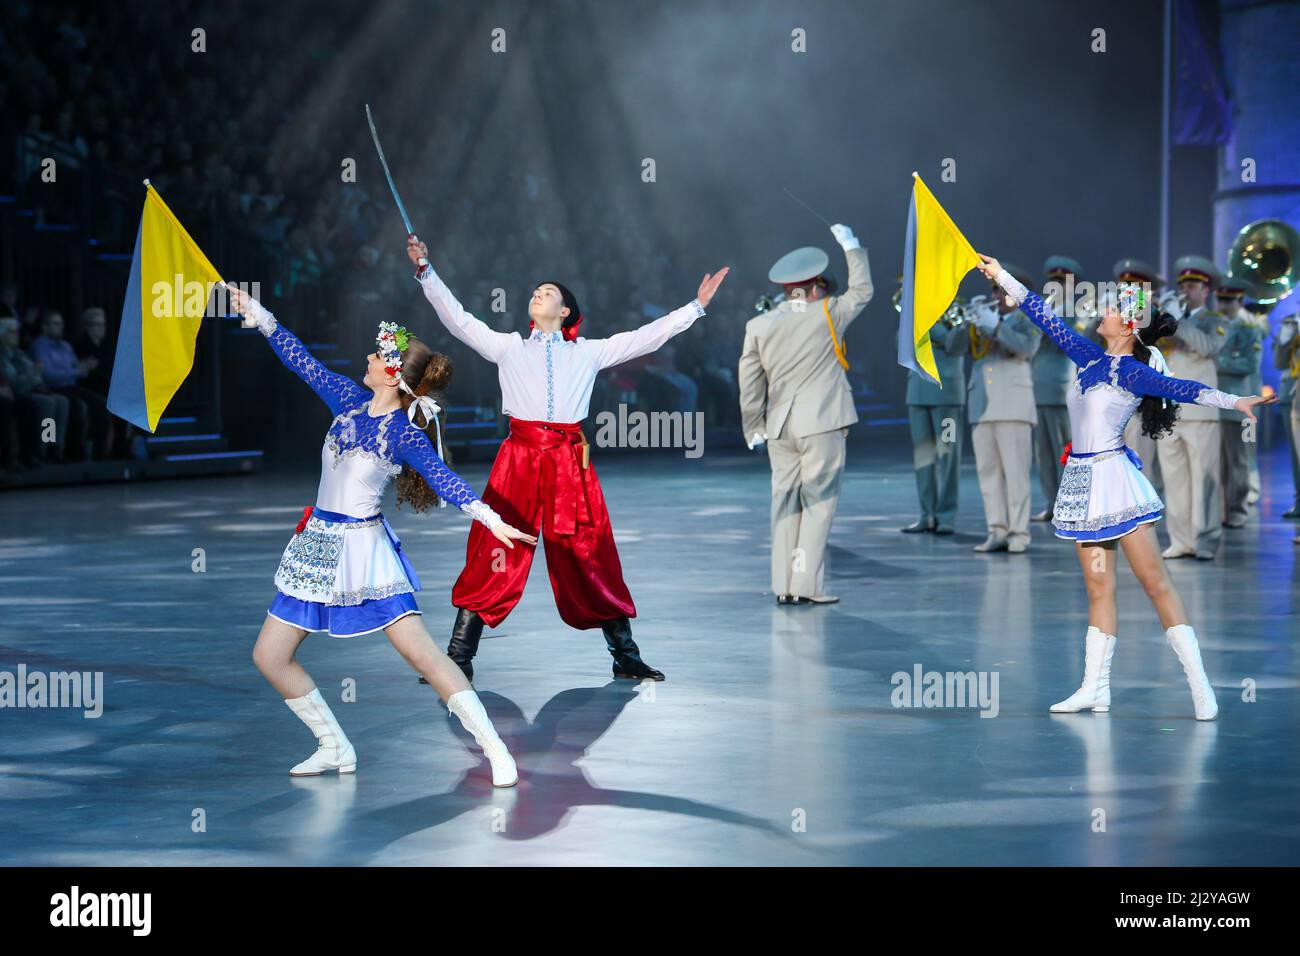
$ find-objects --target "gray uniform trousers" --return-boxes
[908,405,964,526]
[1219,414,1252,524]
[1033,404,1071,510]
[768,427,847,598]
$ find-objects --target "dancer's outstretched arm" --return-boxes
[407,236,513,363]
[392,422,538,549]
[1117,360,1275,418]
[228,285,366,415]
[976,255,1103,368]
[976,255,1275,419]
[589,267,730,370]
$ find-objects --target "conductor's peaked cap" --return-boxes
[769,246,830,285]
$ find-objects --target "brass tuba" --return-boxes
[1227,219,1300,304]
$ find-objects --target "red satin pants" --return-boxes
[451,418,636,629]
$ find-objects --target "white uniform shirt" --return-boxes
[416,266,705,423]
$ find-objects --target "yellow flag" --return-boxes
[108,183,223,432]
[897,173,980,386]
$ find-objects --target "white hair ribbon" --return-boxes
[1145,345,1170,409]
[399,380,447,508]
[1145,344,1169,375]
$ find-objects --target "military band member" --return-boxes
[1276,309,1300,521]
[902,304,969,534]
[1244,301,1268,507]
[1214,277,1263,527]
[740,224,874,603]
[1114,259,1164,496]
[967,263,1041,552]
[1031,256,1081,520]
[1157,255,1227,559]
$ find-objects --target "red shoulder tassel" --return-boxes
[295,505,314,534]
[1059,442,1072,466]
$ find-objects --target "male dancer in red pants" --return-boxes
[406,236,729,682]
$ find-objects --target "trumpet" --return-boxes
[755,291,786,314]
[955,294,998,329]
[941,296,968,328]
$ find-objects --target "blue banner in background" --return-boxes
[1173,0,1232,146]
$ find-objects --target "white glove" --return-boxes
[830,223,860,251]
[1280,319,1297,346]
[971,301,999,333]
[1157,289,1183,321]
[747,432,768,450]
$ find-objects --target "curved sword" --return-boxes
[365,103,428,268]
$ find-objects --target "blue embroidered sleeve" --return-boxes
[392,422,501,527]
[1118,356,1215,404]
[1020,290,1104,368]
[264,322,368,416]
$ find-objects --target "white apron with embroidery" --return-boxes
[273,406,414,606]
[1052,366,1164,538]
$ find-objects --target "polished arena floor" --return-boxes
[1,438,1297,865]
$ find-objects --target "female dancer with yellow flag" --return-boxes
[974,255,1275,720]
[228,284,535,786]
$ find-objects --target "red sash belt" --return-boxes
[507,418,591,536]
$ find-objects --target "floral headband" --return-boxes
[1117,282,1146,328]
[1111,283,1171,405]
[376,321,447,497]
[377,321,411,379]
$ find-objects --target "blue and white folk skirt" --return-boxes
[1052,446,1164,543]
[268,507,423,638]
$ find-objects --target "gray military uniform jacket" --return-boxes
[739,246,874,441]
[1031,331,1077,405]
[1216,316,1263,421]
[906,320,969,406]
[967,309,1040,425]
[1161,306,1226,423]
[1272,318,1299,405]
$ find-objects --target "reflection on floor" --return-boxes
[1,443,1296,864]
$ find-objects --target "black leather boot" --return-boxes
[418,607,484,684]
[601,617,664,681]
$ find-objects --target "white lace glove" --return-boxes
[992,269,1029,307]
[830,223,860,252]
[1195,388,1244,410]
[460,499,502,530]
[239,295,277,335]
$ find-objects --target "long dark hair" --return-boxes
[1133,309,1181,440]
[392,335,455,512]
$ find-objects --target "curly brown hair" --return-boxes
[392,335,456,512]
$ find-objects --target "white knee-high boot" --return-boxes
[447,689,518,787]
[1050,626,1116,713]
[1166,624,1218,720]
[284,688,357,776]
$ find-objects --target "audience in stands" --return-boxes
[0,0,750,478]
[0,317,70,466]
